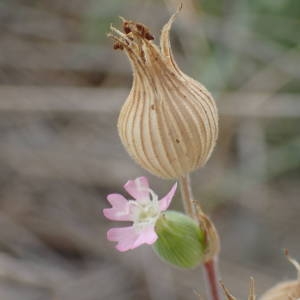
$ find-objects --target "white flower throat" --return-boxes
[130,189,160,231]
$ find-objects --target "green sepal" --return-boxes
[153,211,206,269]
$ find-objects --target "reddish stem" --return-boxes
[203,258,222,300]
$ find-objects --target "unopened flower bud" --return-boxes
[153,210,206,269]
[260,250,300,300]
[108,6,218,179]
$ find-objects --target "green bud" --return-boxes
[153,211,206,269]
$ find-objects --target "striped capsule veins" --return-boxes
[108,7,218,179]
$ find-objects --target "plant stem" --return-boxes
[203,258,222,300]
[178,174,195,217]
[179,174,222,300]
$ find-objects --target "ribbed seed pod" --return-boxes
[260,281,300,300]
[260,250,300,300]
[108,7,218,179]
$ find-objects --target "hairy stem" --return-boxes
[179,174,222,300]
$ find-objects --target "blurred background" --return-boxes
[0,0,299,299]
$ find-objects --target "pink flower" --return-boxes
[103,177,177,252]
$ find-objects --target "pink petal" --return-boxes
[107,193,128,208]
[103,194,132,221]
[159,182,177,211]
[124,177,150,202]
[103,207,131,221]
[107,226,139,252]
[133,225,158,248]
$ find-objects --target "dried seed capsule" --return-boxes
[260,281,300,300]
[109,7,218,179]
[260,250,300,300]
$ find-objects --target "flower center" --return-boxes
[130,189,160,231]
